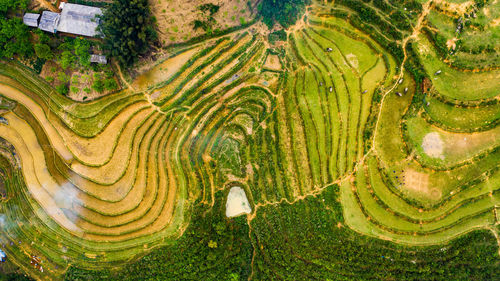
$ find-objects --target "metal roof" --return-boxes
[57,3,103,37]
[23,13,40,27]
[38,11,60,33]
[90,54,107,64]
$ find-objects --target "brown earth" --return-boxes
[39,61,120,102]
[264,54,282,71]
[150,0,255,46]
[403,168,441,200]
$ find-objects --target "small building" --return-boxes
[90,54,107,64]
[57,3,103,37]
[23,13,40,27]
[38,11,60,33]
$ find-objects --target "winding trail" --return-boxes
[115,61,134,91]
[487,226,500,256]
[371,0,432,151]
[247,0,435,223]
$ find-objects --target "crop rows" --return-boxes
[0,2,499,279]
[0,30,269,279]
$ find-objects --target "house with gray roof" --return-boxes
[57,3,103,37]
[23,13,40,27]
[38,11,60,33]
[25,3,103,37]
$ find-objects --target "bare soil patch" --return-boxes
[345,53,359,69]
[264,54,282,71]
[133,47,200,92]
[490,17,500,27]
[150,0,254,46]
[403,168,442,200]
[422,132,444,159]
[432,0,475,16]
[29,0,58,12]
[446,38,458,50]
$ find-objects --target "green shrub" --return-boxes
[34,44,53,60]
[59,51,75,69]
[57,72,70,83]
[74,38,91,68]
[92,79,105,93]
[104,78,118,91]
[56,84,69,95]
[32,58,45,74]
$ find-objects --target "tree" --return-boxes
[59,51,75,69]
[34,29,50,44]
[208,240,218,248]
[0,18,33,58]
[92,79,104,93]
[0,0,29,16]
[74,38,90,67]
[192,4,220,34]
[56,84,69,95]
[258,0,309,28]
[34,43,53,60]
[57,72,69,84]
[0,0,32,59]
[103,78,117,91]
[98,0,158,66]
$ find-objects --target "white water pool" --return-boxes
[225,186,251,218]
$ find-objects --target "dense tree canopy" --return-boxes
[64,188,500,280]
[74,37,91,67]
[258,0,309,28]
[0,0,28,15]
[98,0,158,66]
[0,0,32,59]
[34,43,53,60]
[0,18,33,59]
[0,272,33,281]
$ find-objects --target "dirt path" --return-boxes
[246,149,373,280]
[245,0,435,229]
[115,62,164,113]
[246,149,372,222]
[486,225,500,257]
[245,0,428,221]
[432,0,475,16]
[286,5,312,35]
[115,61,134,91]
[371,0,432,151]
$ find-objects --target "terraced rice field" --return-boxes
[0,1,499,279]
